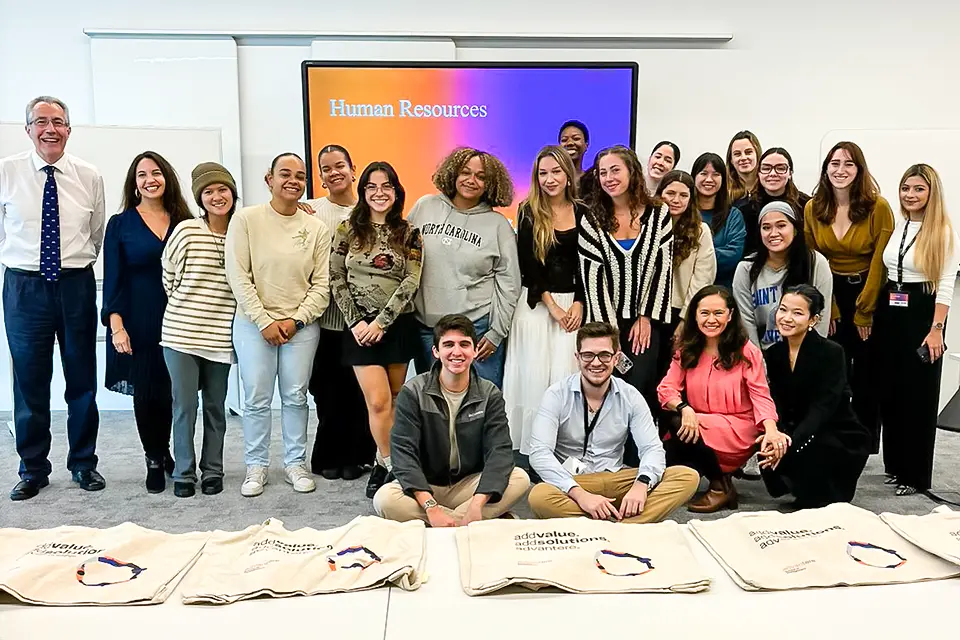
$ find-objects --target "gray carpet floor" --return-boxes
[1,411,958,532]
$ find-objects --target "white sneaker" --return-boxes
[284,464,316,493]
[241,466,268,497]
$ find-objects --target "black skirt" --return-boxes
[342,312,418,367]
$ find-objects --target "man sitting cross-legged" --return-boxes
[527,321,699,522]
[373,314,529,526]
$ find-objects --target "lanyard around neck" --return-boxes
[581,385,610,458]
[897,222,919,285]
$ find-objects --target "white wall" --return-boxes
[1,0,959,410]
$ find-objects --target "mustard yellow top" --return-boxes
[803,196,894,326]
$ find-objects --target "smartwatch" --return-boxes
[422,498,439,510]
[295,319,305,330]
[676,401,689,413]
[637,474,651,487]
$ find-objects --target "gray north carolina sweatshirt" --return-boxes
[732,250,833,350]
[407,194,521,346]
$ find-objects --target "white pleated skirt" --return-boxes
[502,289,579,454]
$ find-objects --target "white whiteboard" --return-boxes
[0,122,223,279]
[0,123,223,411]
[820,129,960,230]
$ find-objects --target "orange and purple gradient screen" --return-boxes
[303,64,636,221]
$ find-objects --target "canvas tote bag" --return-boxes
[688,503,960,591]
[0,523,208,605]
[181,516,426,604]
[881,506,960,566]
[455,517,710,595]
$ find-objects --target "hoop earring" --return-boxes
[321,182,327,189]
[135,189,140,199]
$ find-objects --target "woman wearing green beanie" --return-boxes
[160,161,239,497]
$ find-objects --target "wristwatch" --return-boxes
[422,498,439,510]
[294,319,305,330]
[637,474,651,487]
[932,322,944,331]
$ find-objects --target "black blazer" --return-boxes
[764,332,870,456]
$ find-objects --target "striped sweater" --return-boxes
[578,204,674,324]
[160,218,237,363]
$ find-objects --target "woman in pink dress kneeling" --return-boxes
[657,285,791,513]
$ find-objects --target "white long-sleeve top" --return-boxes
[882,219,960,307]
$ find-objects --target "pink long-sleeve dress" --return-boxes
[657,340,778,472]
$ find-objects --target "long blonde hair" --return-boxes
[725,130,762,203]
[522,146,579,263]
[899,164,955,287]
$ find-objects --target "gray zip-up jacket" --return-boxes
[390,362,515,502]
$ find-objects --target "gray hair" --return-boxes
[25,96,70,125]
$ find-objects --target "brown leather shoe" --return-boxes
[688,475,738,513]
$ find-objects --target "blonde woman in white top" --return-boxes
[226,152,331,498]
[303,145,375,486]
[875,164,960,496]
[655,170,716,379]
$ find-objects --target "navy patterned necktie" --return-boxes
[40,165,62,282]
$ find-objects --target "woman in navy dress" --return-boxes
[102,151,193,493]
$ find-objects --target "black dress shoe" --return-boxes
[201,477,223,495]
[320,468,342,480]
[174,482,195,498]
[72,469,106,492]
[10,477,49,501]
[145,457,165,494]
[342,465,364,481]
[365,464,388,499]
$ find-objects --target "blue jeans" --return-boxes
[233,313,320,467]
[414,315,506,388]
[2,267,99,481]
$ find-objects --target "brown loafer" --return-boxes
[688,475,738,513]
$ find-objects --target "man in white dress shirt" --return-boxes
[526,322,698,522]
[0,96,106,500]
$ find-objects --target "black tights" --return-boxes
[663,415,722,481]
[133,390,172,463]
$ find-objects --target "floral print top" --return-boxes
[329,221,423,330]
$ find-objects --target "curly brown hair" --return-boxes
[432,147,514,208]
[656,170,701,266]
[588,145,652,233]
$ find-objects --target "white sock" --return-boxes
[382,455,392,471]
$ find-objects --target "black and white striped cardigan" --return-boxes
[577,204,674,325]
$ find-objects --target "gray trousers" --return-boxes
[163,348,231,483]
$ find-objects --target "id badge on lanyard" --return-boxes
[891,224,918,308]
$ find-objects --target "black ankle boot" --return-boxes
[163,452,175,477]
[145,457,165,493]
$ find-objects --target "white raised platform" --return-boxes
[1,526,957,640]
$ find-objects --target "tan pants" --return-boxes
[374,468,531,523]
[527,466,699,524]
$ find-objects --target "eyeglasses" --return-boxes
[577,351,615,364]
[758,164,790,175]
[364,184,395,194]
[29,118,68,129]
